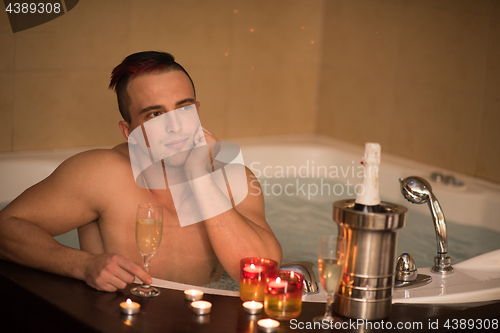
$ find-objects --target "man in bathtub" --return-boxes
[0,51,282,292]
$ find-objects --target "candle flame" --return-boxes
[243,300,263,309]
[258,318,280,328]
[250,264,255,269]
[192,300,211,309]
[126,298,132,304]
[276,277,281,283]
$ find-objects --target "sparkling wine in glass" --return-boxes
[313,235,345,322]
[130,203,163,297]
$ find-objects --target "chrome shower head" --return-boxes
[399,176,433,204]
[398,176,453,274]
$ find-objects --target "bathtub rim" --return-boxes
[1,133,499,190]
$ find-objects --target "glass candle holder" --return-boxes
[240,258,278,302]
[264,270,303,320]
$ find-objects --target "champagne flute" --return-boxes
[313,235,346,322]
[130,203,163,297]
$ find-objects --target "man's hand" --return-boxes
[83,253,151,292]
[184,126,221,179]
[202,126,221,169]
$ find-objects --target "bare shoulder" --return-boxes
[62,143,129,165]
[54,143,130,178]
[0,143,134,234]
[22,143,134,209]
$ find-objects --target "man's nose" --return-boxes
[165,111,182,133]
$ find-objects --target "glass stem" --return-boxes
[142,254,153,288]
[324,293,334,318]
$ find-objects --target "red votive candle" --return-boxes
[264,270,303,320]
[240,258,278,302]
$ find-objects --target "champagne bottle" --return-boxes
[353,142,385,213]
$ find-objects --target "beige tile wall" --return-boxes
[0,0,499,183]
[0,0,322,152]
[317,0,500,183]
[476,1,500,184]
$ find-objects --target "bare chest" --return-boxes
[80,185,222,285]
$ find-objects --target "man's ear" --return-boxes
[119,120,131,141]
[195,101,200,115]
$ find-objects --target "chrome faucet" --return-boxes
[280,261,319,294]
[399,176,453,274]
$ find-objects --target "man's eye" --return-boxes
[148,111,162,118]
[178,104,194,112]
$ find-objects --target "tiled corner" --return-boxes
[318,0,402,148]
[321,0,401,74]
[316,66,396,150]
[397,2,490,96]
[389,81,482,176]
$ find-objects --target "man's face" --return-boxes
[125,70,201,167]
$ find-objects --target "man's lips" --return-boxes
[164,138,188,150]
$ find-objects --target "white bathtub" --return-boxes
[1,134,499,304]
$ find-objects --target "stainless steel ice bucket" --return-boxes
[333,199,407,320]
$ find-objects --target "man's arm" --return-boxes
[0,150,150,291]
[194,168,282,280]
[185,128,282,280]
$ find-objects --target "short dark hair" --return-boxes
[109,51,196,123]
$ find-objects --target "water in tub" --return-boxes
[264,178,500,277]
[206,177,500,291]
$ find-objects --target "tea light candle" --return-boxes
[257,318,280,332]
[268,277,288,290]
[244,263,264,273]
[120,298,140,315]
[184,289,204,301]
[242,301,263,314]
[243,263,264,277]
[191,300,212,315]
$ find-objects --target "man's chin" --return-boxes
[162,151,190,168]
